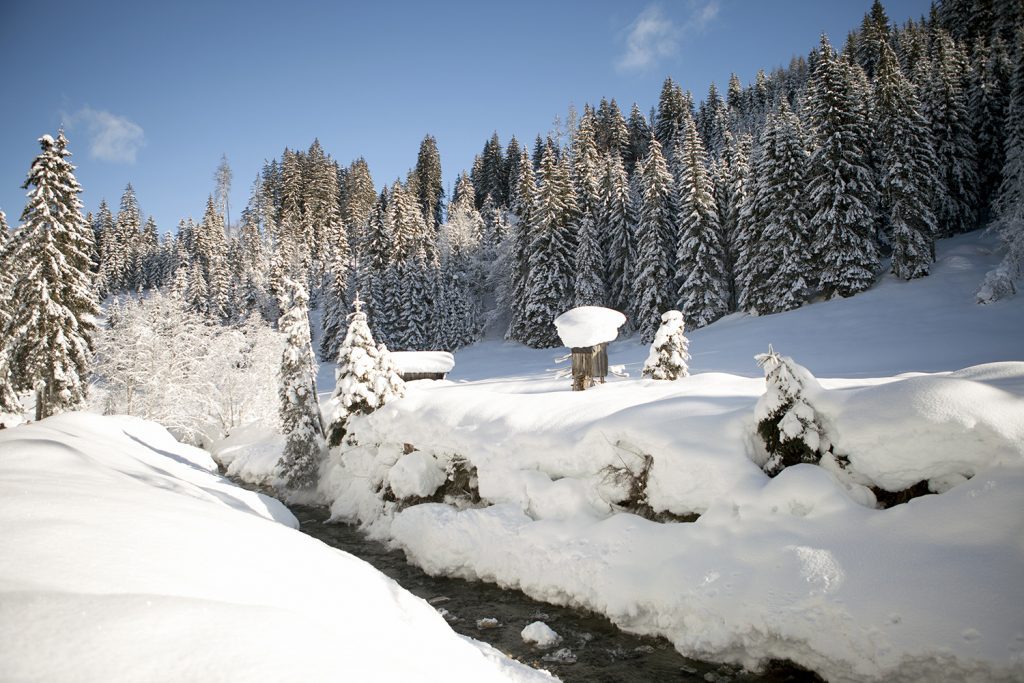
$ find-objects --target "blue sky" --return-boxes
[0,0,933,233]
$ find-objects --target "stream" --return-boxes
[286,503,821,683]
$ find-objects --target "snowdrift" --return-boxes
[319,363,1024,682]
[0,414,552,682]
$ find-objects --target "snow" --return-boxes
[522,621,562,648]
[553,306,627,348]
[0,413,553,682]
[391,350,456,374]
[301,231,1024,682]
[162,230,1024,681]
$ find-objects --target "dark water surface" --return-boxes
[287,503,820,683]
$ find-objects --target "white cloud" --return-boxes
[615,1,720,73]
[62,107,145,164]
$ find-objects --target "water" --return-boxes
[288,504,821,683]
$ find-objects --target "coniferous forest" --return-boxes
[1,0,1023,413]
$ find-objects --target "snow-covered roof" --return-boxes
[554,306,627,348]
[390,351,455,374]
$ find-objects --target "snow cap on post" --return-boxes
[554,306,627,348]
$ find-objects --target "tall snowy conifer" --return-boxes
[276,276,326,489]
[675,118,727,328]
[805,36,879,299]
[742,103,812,314]
[0,132,99,420]
[924,30,979,236]
[633,137,675,343]
[602,151,636,317]
[874,41,939,279]
[506,150,537,343]
[412,135,445,229]
[522,145,577,347]
[572,109,607,306]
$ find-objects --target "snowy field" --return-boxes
[296,230,1023,682]
[0,414,553,682]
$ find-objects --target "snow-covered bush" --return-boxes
[754,347,831,477]
[326,296,405,447]
[276,277,327,489]
[641,310,690,380]
[91,290,283,445]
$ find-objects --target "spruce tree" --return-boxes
[675,118,727,328]
[340,157,376,251]
[715,131,751,311]
[602,151,635,317]
[924,30,980,236]
[276,276,326,489]
[633,138,674,343]
[572,109,606,306]
[743,103,813,314]
[522,145,577,347]
[805,36,879,299]
[506,150,537,343]
[95,199,115,295]
[641,310,690,380]
[875,41,939,279]
[0,132,99,420]
[626,103,652,175]
[325,295,405,447]
[412,134,445,228]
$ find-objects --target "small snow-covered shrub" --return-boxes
[91,290,283,445]
[754,347,832,477]
[642,310,690,380]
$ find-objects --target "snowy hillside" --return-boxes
[286,230,1024,682]
[0,414,553,682]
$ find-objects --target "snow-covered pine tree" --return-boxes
[625,102,652,175]
[969,36,1012,219]
[505,150,537,343]
[641,310,690,380]
[0,132,99,420]
[318,249,351,361]
[754,346,831,477]
[633,137,675,343]
[325,295,405,447]
[855,0,891,81]
[93,199,115,295]
[742,102,813,314]
[138,216,160,290]
[340,157,376,253]
[108,183,141,291]
[198,196,231,320]
[602,151,635,318]
[874,41,939,280]
[714,131,751,311]
[596,98,630,159]
[572,109,607,307]
[924,29,979,237]
[675,117,727,328]
[521,144,578,348]
[979,27,1024,302]
[655,77,688,153]
[412,134,445,229]
[276,276,326,489]
[805,36,879,299]
[439,174,485,348]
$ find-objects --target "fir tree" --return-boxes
[754,347,831,477]
[655,77,688,151]
[924,30,980,236]
[412,134,445,228]
[743,103,813,314]
[0,132,99,420]
[714,131,751,311]
[506,150,537,343]
[95,199,115,295]
[326,295,405,447]
[805,36,879,299]
[340,157,376,251]
[875,41,939,279]
[641,310,690,380]
[522,145,577,347]
[675,118,727,328]
[572,109,606,306]
[626,103,652,175]
[276,276,326,489]
[602,151,635,317]
[633,138,674,343]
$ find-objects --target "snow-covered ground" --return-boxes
[0,413,554,682]
[274,230,1022,682]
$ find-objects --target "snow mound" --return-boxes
[391,351,456,374]
[554,306,626,348]
[522,621,561,648]
[0,414,553,682]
